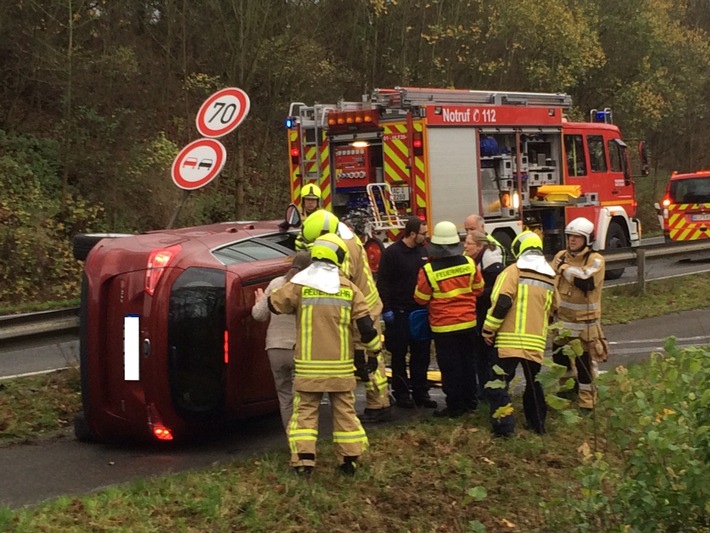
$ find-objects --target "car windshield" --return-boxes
[669,176,710,204]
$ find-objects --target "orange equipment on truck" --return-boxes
[286,87,644,278]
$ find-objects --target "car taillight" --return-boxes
[224,330,229,364]
[147,404,174,441]
[290,147,300,165]
[145,245,181,296]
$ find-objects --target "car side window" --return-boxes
[213,238,291,265]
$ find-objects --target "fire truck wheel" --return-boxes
[604,222,627,280]
[364,237,385,275]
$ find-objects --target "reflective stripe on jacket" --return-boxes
[414,255,484,333]
[269,276,371,391]
[484,265,557,363]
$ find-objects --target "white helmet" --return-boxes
[565,217,595,247]
[430,221,460,245]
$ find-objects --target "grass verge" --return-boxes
[0,368,81,445]
[0,273,708,531]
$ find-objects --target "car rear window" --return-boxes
[669,177,710,204]
[168,267,226,418]
[212,235,295,265]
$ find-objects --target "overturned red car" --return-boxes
[73,209,300,443]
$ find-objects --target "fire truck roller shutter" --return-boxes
[426,127,480,228]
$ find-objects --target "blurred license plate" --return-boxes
[390,186,409,202]
[690,213,710,222]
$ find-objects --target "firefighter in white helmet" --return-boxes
[300,183,322,218]
[268,233,381,476]
[551,217,609,411]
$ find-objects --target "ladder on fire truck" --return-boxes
[289,102,334,182]
[372,87,573,109]
[365,183,407,234]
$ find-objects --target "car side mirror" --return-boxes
[285,203,301,228]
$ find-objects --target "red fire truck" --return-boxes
[286,87,644,278]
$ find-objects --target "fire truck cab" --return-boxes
[286,87,642,278]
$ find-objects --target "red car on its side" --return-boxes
[73,208,301,443]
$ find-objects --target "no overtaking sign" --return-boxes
[171,138,227,190]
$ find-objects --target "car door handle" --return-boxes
[611,190,619,194]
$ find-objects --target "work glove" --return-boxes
[382,310,395,325]
[366,353,380,373]
[354,350,369,382]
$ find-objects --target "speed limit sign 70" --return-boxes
[196,87,251,138]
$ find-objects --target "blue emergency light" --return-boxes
[591,108,613,124]
[285,117,295,129]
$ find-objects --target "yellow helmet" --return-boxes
[511,230,543,259]
[302,209,339,244]
[300,183,322,200]
[311,233,347,267]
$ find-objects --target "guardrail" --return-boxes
[0,308,80,344]
[601,238,710,293]
[1,239,709,344]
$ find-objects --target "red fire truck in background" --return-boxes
[286,87,646,278]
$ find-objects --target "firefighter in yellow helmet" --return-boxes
[482,231,558,436]
[300,183,322,218]
[297,210,391,423]
[551,217,608,411]
[268,233,381,476]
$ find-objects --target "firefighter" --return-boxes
[298,210,391,423]
[482,231,557,436]
[414,221,485,418]
[551,217,608,411]
[268,233,381,476]
[300,183,322,218]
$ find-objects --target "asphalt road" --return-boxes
[1,308,708,509]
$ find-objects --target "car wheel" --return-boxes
[364,237,385,275]
[604,222,627,280]
[73,411,96,442]
[72,233,131,261]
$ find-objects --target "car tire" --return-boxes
[72,233,131,261]
[604,222,627,280]
[73,411,96,442]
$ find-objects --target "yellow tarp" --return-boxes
[535,184,581,202]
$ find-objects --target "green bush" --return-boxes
[0,130,103,304]
[563,339,710,532]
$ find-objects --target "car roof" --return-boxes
[670,170,710,180]
[95,220,294,255]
